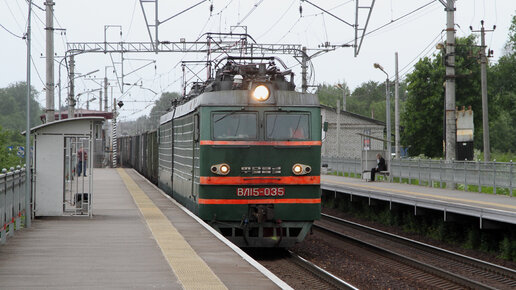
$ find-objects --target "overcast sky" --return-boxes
[1,0,515,121]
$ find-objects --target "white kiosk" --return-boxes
[27,117,105,217]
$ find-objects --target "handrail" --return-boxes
[0,167,27,244]
[322,156,515,197]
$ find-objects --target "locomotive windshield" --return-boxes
[266,113,310,140]
[213,112,257,140]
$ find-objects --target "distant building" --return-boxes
[321,105,385,159]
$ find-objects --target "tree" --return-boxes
[119,91,181,135]
[402,36,482,157]
[317,82,350,109]
[0,82,43,132]
[487,14,516,153]
[148,92,181,129]
[349,81,386,119]
[0,126,25,169]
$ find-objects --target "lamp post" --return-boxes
[374,63,391,165]
[335,84,346,111]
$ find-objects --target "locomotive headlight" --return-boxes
[252,85,270,101]
[220,164,230,174]
[292,164,303,175]
[211,163,230,175]
[292,163,311,175]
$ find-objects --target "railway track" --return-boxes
[315,213,516,289]
[247,248,356,289]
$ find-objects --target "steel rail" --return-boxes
[313,219,496,290]
[286,250,357,290]
[321,213,516,284]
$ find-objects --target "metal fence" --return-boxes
[0,167,27,244]
[322,156,515,196]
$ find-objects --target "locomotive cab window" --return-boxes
[266,112,310,140]
[212,112,258,140]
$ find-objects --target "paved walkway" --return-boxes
[322,175,516,224]
[0,168,282,289]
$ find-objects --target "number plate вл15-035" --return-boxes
[236,187,285,197]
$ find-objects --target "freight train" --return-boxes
[118,56,321,247]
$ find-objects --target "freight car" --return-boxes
[121,56,321,247]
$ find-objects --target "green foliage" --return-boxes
[402,36,482,157]
[120,91,181,135]
[149,92,181,125]
[499,236,516,261]
[0,82,41,169]
[0,126,25,169]
[317,82,350,109]
[0,82,42,132]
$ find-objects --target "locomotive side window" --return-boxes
[266,113,310,140]
[212,112,257,140]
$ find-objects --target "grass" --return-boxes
[328,170,514,197]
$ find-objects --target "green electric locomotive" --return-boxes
[158,57,321,247]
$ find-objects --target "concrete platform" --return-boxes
[0,168,285,289]
[322,175,516,226]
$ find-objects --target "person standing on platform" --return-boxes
[77,147,88,177]
[370,153,386,181]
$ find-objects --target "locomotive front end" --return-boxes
[196,58,321,247]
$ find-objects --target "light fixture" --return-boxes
[211,163,230,175]
[252,85,270,102]
[292,163,311,175]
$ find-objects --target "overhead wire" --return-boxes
[397,30,444,81]
[3,0,25,33]
[256,0,296,40]
[0,23,23,38]
[342,0,439,46]
[233,0,264,29]
[29,54,46,88]
[125,0,138,40]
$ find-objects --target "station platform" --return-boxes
[322,175,516,226]
[0,168,287,289]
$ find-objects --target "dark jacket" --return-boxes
[376,157,387,171]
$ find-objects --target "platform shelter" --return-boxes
[26,117,105,217]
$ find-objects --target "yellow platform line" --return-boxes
[117,168,227,290]
[322,177,516,211]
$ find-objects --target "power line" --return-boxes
[233,0,264,28]
[3,0,25,33]
[0,23,23,38]
[343,0,439,46]
[256,0,296,40]
[30,54,46,88]
[397,30,444,80]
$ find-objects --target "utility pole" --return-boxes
[395,52,400,159]
[99,90,103,111]
[342,88,346,111]
[373,63,391,165]
[443,0,456,161]
[45,0,55,122]
[385,77,391,163]
[25,0,33,228]
[104,73,108,112]
[471,20,495,162]
[301,46,307,93]
[336,98,341,157]
[67,55,75,118]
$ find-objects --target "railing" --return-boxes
[0,167,27,244]
[322,156,515,197]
